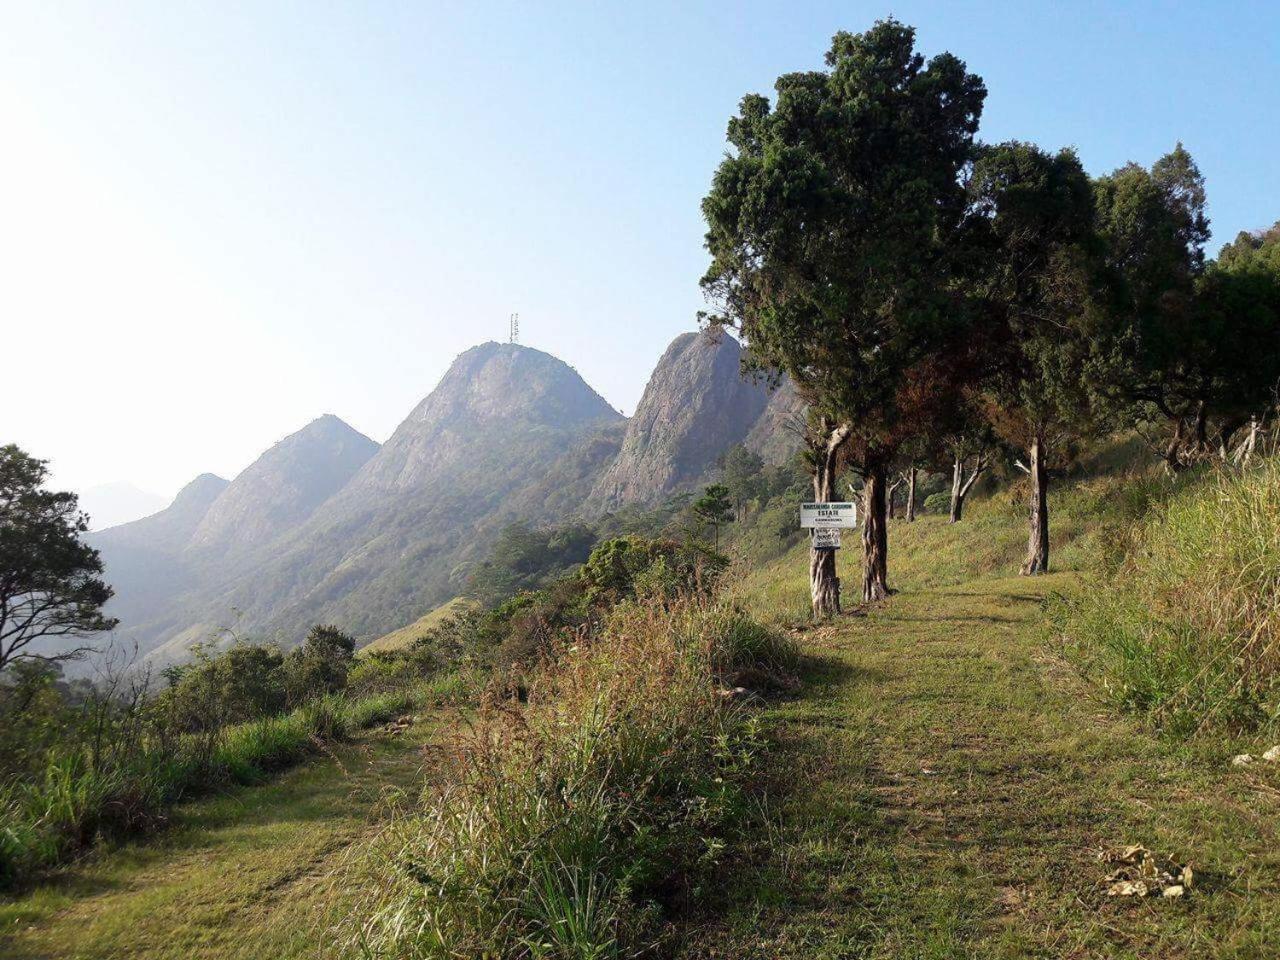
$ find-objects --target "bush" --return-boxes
[578,536,726,605]
[345,598,782,958]
[159,641,287,731]
[283,625,356,704]
[1061,458,1280,735]
[923,491,950,514]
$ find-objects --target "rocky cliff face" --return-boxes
[744,377,806,465]
[587,330,769,510]
[188,415,378,559]
[126,343,624,665]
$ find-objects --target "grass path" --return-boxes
[681,572,1280,958]
[0,719,443,959]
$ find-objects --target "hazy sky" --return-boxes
[4,1,1278,500]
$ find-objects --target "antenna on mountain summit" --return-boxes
[508,313,520,344]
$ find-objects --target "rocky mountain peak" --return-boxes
[587,329,770,509]
[355,342,623,493]
[187,415,379,558]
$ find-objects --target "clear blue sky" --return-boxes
[3,1,1277,499]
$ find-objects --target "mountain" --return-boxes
[744,377,806,465]
[127,343,624,665]
[89,473,229,631]
[85,334,805,670]
[587,330,770,510]
[79,482,167,531]
[188,415,378,560]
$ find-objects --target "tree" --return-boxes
[1197,222,1280,458]
[718,445,765,521]
[968,142,1100,574]
[284,624,356,703]
[692,484,734,551]
[0,445,117,672]
[701,20,986,612]
[1089,146,1219,469]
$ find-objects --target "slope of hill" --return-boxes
[79,482,167,531]
[87,473,230,632]
[187,414,378,560]
[360,597,480,654]
[745,378,806,465]
[587,329,770,510]
[131,343,625,664]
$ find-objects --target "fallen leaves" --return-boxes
[1100,844,1194,900]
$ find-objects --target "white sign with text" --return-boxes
[800,501,858,529]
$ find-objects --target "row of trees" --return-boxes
[701,20,1280,616]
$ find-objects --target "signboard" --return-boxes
[811,528,842,550]
[800,501,858,529]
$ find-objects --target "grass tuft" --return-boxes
[344,597,782,959]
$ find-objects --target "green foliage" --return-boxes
[701,20,985,451]
[0,445,117,671]
[1060,458,1280,736]
[578,536,725,606]
[345,597,785,959]
[693,483,735,549]
[970,141,1100,443]
[719,445,765,517]
[282,624,355,704]
[160,642,287,731]
[466,521,598,608]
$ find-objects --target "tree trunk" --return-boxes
[862,460,890,602]
[1020,434,1050,576]
[886,478,901,520]
[1163,417,1187,474]
[949,455,964,523]
[1192,400,1208,458]
[905,467,917,522]
[808,425,850,619]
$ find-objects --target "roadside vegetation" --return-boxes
[1062,457,1280,737]
[0,618,467,888]
[347,582,794,958]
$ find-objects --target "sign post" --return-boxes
[800,501,858,531]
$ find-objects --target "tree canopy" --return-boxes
[0,445,117,672]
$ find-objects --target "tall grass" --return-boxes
[0,682,443,888]
[345,598,793,959]
[1059,457,1280,736]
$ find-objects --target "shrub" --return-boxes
[345,598,781,959]
[1061,458,1280,735]
[283,625,356,704]
[159,641,287,731]
[578,536,726,605]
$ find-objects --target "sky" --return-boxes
[3,1,1278,503]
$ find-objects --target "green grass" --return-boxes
[1060,458,1280,736]
[0,675,464,889]
[359,597,480,654]
[678,478,1280,957]
[0,717,445,959]
[344,598,790,959]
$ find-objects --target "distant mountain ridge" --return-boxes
[79,482,167,531]
[89,333,803,668]
[188,414,378,560]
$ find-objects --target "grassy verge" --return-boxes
[677,479,1280,957]
[0,673,467,888]
[0,715,445,960]
[1059,458,1280,736]
[346,598,793,959]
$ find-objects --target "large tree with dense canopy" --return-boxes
[700,19,986,613]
